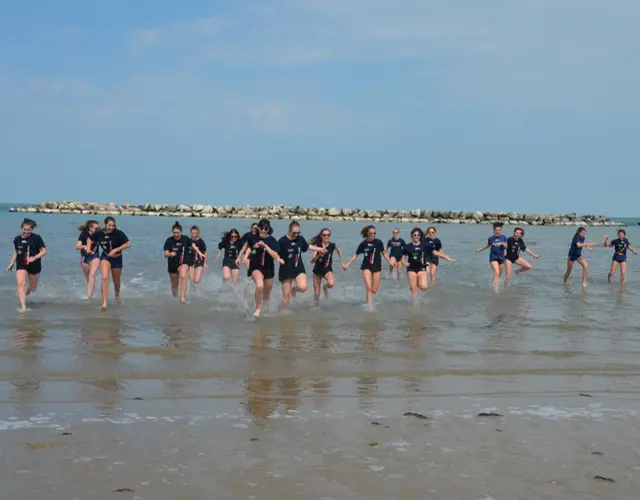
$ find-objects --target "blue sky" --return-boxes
[1,0,639,215]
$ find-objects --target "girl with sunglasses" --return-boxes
[386,228,406,280]
[309,228,346,305]
[344,225,394,306]
[236,219,284,318]
[189,225,208,285]
[423,226,455,284]
[217,228,242,285]
[277,221,326,309]
[401,228,430,305]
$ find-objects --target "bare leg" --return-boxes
[514,258,532,276]
[251,271,265,317]
[387,258,397,279]
[504,260,513,286]
[620,261,627,284]
[417,270,428,291]
[371,272,381,295]
[608,261,618,282]
[563,260,574,284]
[170,273,179,297]
[429,263,438,285]
[323,272,335,298]
[81,260,90,283]
[231,269,240,285]
[111,267,122,302]
[190,266,204,285]
[295,273,308,295]
[178,264,189,303]
[490,261,501,290]
[281,279,292,308]
[577,257,589,288]
[396,261,403,281]
[362,269,374,304]
[263,279,273,307]
[312,274,322,305]
[87,259,100,298]
[407,271,418,305]
[99,260,111,310]
[16,270,28,311]
[222,266,231,282]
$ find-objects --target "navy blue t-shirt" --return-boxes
[506,237,526,261]
[13,234,46,266]
[423,237,442,259]
[569,234,585,257]
[278,235,309,272]
[313,242,336,272]
[164,235,192,266]
[89,229,129,256]
[611,238,629,255]
[247,235,280,269]
[488,234,507,261]
[386,237,406,259]
[191,238,207,264]
[77,230,99,257]
[403,241,427,269]
[356,238,385,270]
[218,238,242,264]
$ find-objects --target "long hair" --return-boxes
[575,226,586,236]
[360,225,375,239]
[21,218,37,229]
[220,228,240,244]
[410,227,424,241]
[258,219,273,235]
[310,227,331,246]
[77,219,99,232]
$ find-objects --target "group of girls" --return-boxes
[5,217,637,313]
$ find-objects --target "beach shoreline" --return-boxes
[8,201,623,226]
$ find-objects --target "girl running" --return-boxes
[76,220,101,299]
[476,222,507,290]
[163,221,193,304]
[217,228,242,285]
[310,228,346,305]
[277,221,326,309]
[239,223,259,268]
[344,225,394,306]
[386,228,406,280]
[401,228,429,305]
[504,227,539,286]
[562,227,599,288]
[236,219,284,318]
[604,229,637,283]
[423,227,455,284]
[189,225,207,285]
[87,216,131,310]
[6,218,47,312]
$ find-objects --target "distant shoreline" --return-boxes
[6,201,624,226]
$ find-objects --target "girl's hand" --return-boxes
[449,258,456,263]
[243,258,250,268]
[27,257,36,264]
[216,251,221,260]
[341,263,349,271]
[6,264,13,272]
[533,254,540,259]
[278,258,285,265]
[108,250,120,258]
[254,241,265,248]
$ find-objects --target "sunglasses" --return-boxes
[412,232,421,237]
[321,233,330,237]
[369,232,376,236]
[230,234,238,239]
[291,231,300,236]
[259,226,270,232]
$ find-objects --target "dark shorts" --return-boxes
[361,263,382,273]
[16,261,42,275]
[568,254,583,262]
[279,266,306,283]
[389,252,403,262]
[81,253,100,265]
[248,265,275,280]
[490,257,505,264]
[313,264,333,277]
[222,259,238,270]
[506,255,520,264]
[191,261,205,268]
[406,264,427,273]
[613,254,627,263]
[101,253,123,269]
[426,254,439,266]
[168,261,189,274]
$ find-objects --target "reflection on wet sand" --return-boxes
[10,319,46,414]
[308,316,332,406]
[355,315,384,409]
[77,316,126,414]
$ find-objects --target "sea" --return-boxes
[1,203,639,499]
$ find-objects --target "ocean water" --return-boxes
[1,207,640,499]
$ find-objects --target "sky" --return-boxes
[1,0,639,215]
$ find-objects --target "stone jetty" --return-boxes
[7,201,622,226]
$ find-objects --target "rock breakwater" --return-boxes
[8,202,621,226]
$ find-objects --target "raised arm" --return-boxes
[525,247,539,259]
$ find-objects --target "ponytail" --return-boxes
[77,219,99,232]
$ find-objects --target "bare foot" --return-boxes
[181,298,187,305]
[25,288,32,296]
[607,274,612,282]
[323,284,329,298]
[504,278,511,286]
[19,305,27,312]
[253,308,261,319]
[100,303,107,311]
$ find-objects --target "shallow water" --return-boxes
[1,211,639,499]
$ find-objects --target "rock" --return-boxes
[472,211,484,222]
[202,205,214,214]
[410,209,421,217]
[327,208,341,216]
